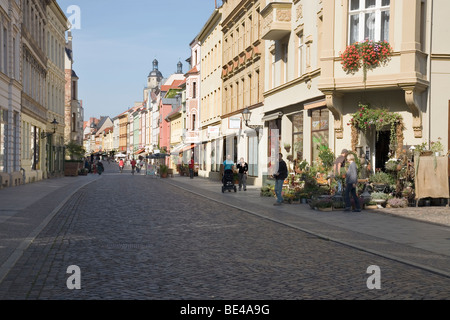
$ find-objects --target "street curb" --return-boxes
[164,179,450,279]
[0,176,102,285]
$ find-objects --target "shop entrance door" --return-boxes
[375,130,391,172]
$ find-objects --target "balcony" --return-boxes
[261,1,292,41]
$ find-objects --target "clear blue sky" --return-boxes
[56,0,219,120]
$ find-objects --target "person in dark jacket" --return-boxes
[273,153,288,206]
[344,153,361,212]
[236,157,248,191]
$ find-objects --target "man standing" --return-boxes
[236,157,248,191]
[344,154,361,212]
[273,153,288,206]
[333,149,349,194]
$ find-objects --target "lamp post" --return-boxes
[242,108,263,137]
[40,118,59,139]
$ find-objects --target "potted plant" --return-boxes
[369,172,394,192]
[386,198,408,208]
[284,143,291,153]
[365,200,378,210]
[260,184,275,197]
[430,138,444,156]
[64,141,86,177]
[315,197,334,212]
[370,192,390,207]
[160,164,169,178]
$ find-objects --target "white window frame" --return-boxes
[348,0,390,44]
[298,33,304,77]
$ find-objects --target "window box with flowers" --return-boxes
[341,40,394,83]
[349,104,405,157]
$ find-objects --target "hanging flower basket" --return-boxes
[341,40,393,82]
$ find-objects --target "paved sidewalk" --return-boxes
[164,175,450,278]
[0,174,101,283]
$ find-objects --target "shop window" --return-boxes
[268,118,281,173]
[248,135,258,177]
[311,108,329,164]
[292,112,304,160]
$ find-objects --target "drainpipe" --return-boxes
[427,0,433,144]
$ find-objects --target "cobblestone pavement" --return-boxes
[0,166,450,300]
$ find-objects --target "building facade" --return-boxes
[221,0,265,185]
[318,0,450,172]
[261,0,325,177]
[0,0,22,187]
[197,6,223,179]
[64,31,83,147]
[45,0,68,178]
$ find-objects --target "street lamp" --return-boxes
[40,118,59,139]
[242,107,263,137]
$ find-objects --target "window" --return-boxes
[298,33,304,77]
[349,0,390,44]
[311,108,329,164]
[192,82,197,99]
[72,81,77,100]
[271,49,276,89]
[292,112,304,160]
[3,27,7,73]
[268,119,281,174]
[31,125,40,171]
[248,135,258,177]
[283,42,289,83]
[0,109,7,172]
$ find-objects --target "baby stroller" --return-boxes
[222,170,237,193]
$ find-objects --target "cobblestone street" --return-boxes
[1,165,450,301]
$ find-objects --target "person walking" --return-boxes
[97,161,104,175]
[273,153,288,206]
[236,157,248,191]
[119,159,124,173]
[130,158,137,175]
[333,149,348,195]
[344,153,361,212]
[189,157,195,179]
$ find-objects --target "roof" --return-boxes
[165,106,182,120]
[161,79,184,92]
[185,66,198,75]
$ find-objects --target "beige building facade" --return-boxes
[220,0,265,185]
[197,6,223,179]
[21,0,51,184]
[261,0,325,177]
[45,0,67,178]
[318,0,450,172]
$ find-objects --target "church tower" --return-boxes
[147,59,163,89]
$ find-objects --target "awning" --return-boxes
[147,153,170,159]
[115,153,127,158]
[261,112,283,122]
[135,148,146,155]
[181,144,196,153]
